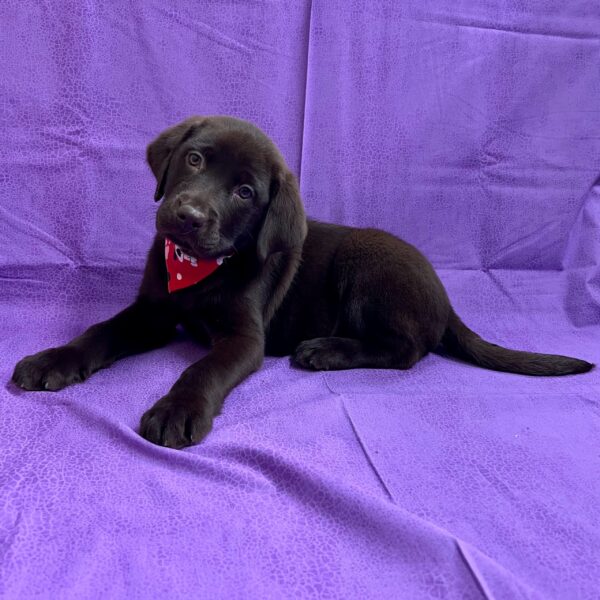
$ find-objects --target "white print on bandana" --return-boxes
[174,245,199,267]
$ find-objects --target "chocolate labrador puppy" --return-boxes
[12,116,593,448]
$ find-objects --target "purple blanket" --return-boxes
[2,2,599,598]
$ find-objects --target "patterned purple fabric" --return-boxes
[1,2,599,598]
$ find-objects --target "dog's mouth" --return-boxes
[163,231,232,260]
[167,234,195,256]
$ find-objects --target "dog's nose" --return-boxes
[176,205,206,230]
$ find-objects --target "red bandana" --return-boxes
[164,238,228,293]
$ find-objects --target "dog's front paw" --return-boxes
[139,394,213,449]
[12,346,90,391]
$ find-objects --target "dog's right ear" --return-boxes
[146,117,203,201]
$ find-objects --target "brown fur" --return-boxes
[12,116,594,448]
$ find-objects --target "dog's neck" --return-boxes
[164,238,231,293]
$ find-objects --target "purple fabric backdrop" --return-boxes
[1,1,599,598]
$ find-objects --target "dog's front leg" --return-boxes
[12,298,177,391]
[139,330,264,448]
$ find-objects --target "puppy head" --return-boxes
[147,116,306,261]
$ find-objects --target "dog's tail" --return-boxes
[441,310,594,376]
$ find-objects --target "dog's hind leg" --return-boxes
[292,333,423,371]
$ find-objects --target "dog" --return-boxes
[12,116,594,448]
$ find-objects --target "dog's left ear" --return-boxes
[147,117,203,201]
[257,167,307,262]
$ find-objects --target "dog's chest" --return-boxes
[168,277,240,337]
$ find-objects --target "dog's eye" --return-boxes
[187,152,203,167]
[237,185,254,200]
